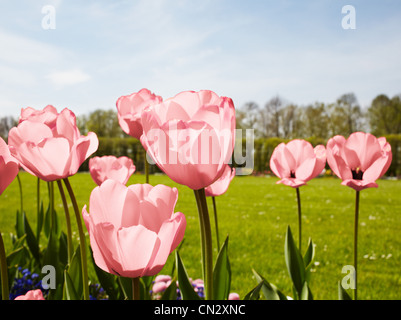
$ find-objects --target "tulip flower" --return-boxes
[82,179,186,299]
[14,289,45,300]
[0,138,20,300]
[269,140,326,188]
[270,139,326,252]
[140,90,236,300]
[8,105,98,300]
[116,88,163,184]
[326,132,392,192]
[326,132,392,300]
[89,155,136,186]
[116,88,163,140]
[0,137,19,196]
[205,165,236,249]
[140,90,236,191]
[8,105,99,182]
[205,165,236,197]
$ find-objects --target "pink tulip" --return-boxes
[89,155,136,186]
[82,179,186,278]
[228,292,240,300]
[140,90,236,190]
[205,165,235,197]
[0,137,19,195]
[326,132,392,191]
[116,88,163,139]
[8,105,98,182]
[14,289,45,300]
[270,139,326,188]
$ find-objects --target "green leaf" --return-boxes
[118,277,133,300]
[160,277,178,300]
[175,251,200,300]
[67,245,83,300]
[23,212,41,263]
[7,246,30,268]
[15,210,24,239]
[36,200,44,240]
[243,280,263,300]
[63,270,79,300]
[303,238,315,268]
[284,225,305,297]
[300,282,313,300]
[338,281,352,300]
[252,269,287,300]
[213,235,231,300]
[90,247,119,300]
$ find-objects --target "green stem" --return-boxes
[0,231,9,300]
[194,188,213,300]
[36,178,41,239]
[354,190,360,300]
[132,277,140,300]
[296,187,302,253]
[212,196,220,249]
[63,178,90,300]
[57,180,73,264]
[144,149,149,184]
[17,173,23,214]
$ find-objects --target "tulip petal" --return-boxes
[145,212,186,276]
[117,225,160,278]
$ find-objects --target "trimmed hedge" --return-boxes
[80,135,401,177]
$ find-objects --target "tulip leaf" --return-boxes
[160,277,178,300]
[252,269,287,300]
[90,247,119,300]
[67,244,83,299]
[300,281,314,300]
[338,281,352,300]
[63,270,79,300]
[243,280,264,300]
[36,200,44,240]
[213,235,231,300]
[284,225,305,297]
[303,238,315,268]
[175,250,201,300]
[15,210,25,239]
[23,212,41,263]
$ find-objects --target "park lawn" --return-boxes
[1,171,400,300]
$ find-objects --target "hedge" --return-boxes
[80,134,401,177]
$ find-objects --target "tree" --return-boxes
[301,102,331,139]
[329,93,364,136]
[0,116,17,140]
[264,95,283,137]
[86,109,123,138]
[368,94,401,135]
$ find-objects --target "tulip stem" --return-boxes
[0,231,9,300]
[354,190,360,300]
[132,277,140,300]
[194,188,213,300]
[296,187,302,253]
[212,196,220,250]
[144,149,149,184]
[57,180,73,264]
[17,173,23,215]
[63,178,90,301]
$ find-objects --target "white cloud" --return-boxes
[45,68,91,86]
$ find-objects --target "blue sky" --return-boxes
[1,0,401,117]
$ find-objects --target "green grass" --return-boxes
[1,171,401,300]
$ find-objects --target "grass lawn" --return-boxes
[1,171,400,300]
